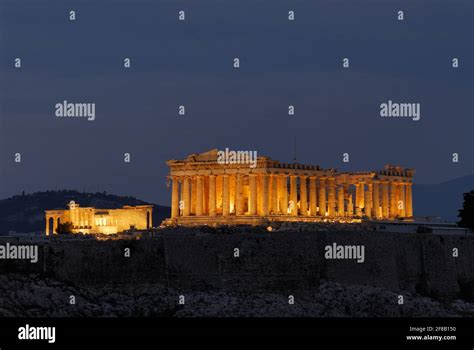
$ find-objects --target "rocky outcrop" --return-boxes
[0,273,473,317]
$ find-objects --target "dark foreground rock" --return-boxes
[1,274,473,317]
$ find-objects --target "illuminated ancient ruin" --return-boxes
[45,201,152,235]
[163,149,414,226]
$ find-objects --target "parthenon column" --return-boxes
[196,176,204,216]
[318,178,326,216]
[364,186,372,218]
[327,177,336,217]
[208,175,216,217]
[45,217,50,236]
[389,181,397,218]
[203,176,209,215]
[337,187,345,216]
[372,180,381,219]
[290,175,298,216]
[183,176,191,216]
[249,174,257,215]
[300,176,308,216]
[181,176,191,216]
[235,174,244,215]
[261,174,269,216]
[354,184,359,215]
[356,182,365,216]
[394,183,400,217]
[271,174,279,214]
[309,176,317,216]
[405,182,413,217]
[279,175,288,214]
[347,193,354,216]
[171,176,179,218]
[222,175,230,216]
[229,175,235,215]
[398,182,406,217]
[191,176,197,214]
[382,181,389,219]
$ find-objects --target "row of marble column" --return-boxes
[45,209,95,234]
[69,209,94,228]
[354,180,413,219]
[170,174,413,219]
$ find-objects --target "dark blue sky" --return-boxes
[1,0,473,205]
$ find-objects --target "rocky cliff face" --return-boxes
[0,228,473,317]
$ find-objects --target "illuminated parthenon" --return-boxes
[163,149,414,226]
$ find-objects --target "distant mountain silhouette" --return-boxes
[413,175,474,222]
[0,190,170,234]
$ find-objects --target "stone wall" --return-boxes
[1,230,473,301]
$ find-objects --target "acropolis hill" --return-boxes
[163,149,415,227]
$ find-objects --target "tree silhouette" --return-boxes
[458,190,474,229]
[57,222,74,234]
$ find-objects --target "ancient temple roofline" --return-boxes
[378,166,415,178]
[45,202,153,214]
[167,150,414,179]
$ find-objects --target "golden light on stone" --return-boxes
[45,201,152,235]
[163,149,415,227]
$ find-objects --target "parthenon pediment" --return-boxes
[186,149,219,162]
[183,149,272,163]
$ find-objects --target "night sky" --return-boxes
[1,0,473,206]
